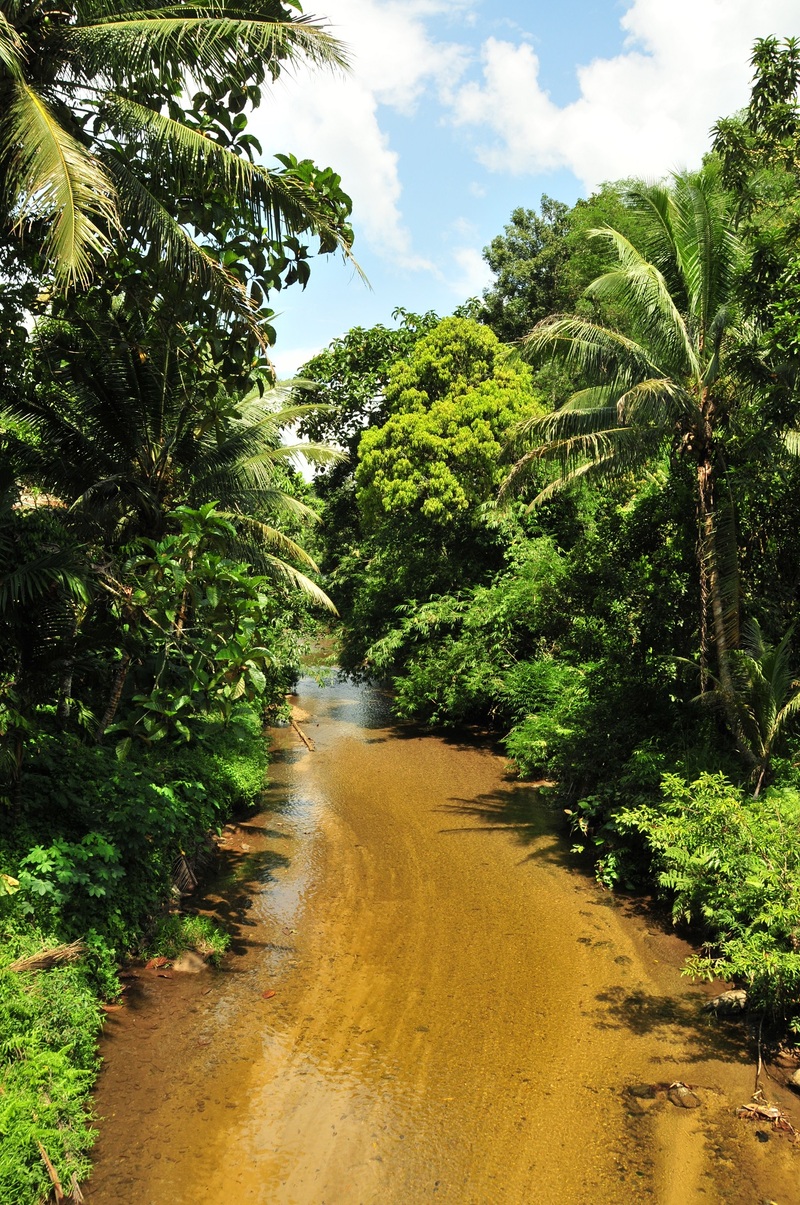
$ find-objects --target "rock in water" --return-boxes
[667,1082,701,1109]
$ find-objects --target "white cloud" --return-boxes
[269,345,322,381]
[448,1,800,190]
[253,0,471,268]
[448,245,492,297]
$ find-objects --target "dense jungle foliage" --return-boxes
[298,37,800,1035]
[0,0,352,1197]
[3,8,800,1199]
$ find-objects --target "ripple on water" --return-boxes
[88,677,800,1205]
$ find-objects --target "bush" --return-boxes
[618,773,800,1017]
[0,934,103,1205]
[10,705,267,952]
[0,702,269,1202]
[145,914,230,964]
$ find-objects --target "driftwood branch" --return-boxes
[8,940,85,973]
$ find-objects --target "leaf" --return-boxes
[145,956,171,970]
[2,81,119,287]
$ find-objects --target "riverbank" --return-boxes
[0,705,269,1204]
[87,677,799,1203]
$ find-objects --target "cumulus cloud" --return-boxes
[449,0,800,189]
[253,0,470,267]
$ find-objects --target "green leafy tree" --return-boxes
[102,504,300,749]
[357,317,541,526]
[0,0,353,309]
[297,309,440,457]
[480,197,571,342]
[479,186,643,344]
[335,318,542,669]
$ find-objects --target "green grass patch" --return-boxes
[0,934,103,1205]
[145,914,230,965]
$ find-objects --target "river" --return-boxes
[87,676,798,1203]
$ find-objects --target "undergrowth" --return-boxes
[146,914,231,964]
[0,703,268,1204]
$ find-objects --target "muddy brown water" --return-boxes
[88,677,799,1203]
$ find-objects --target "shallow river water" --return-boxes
[88,677,798,1203]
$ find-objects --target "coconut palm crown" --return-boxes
[5,304,343,608]
[503,167,751,693]
[0,0,352,300]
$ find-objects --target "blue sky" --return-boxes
[254,0,800,377]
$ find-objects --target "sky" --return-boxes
[253,0,800,378]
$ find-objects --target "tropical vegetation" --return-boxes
[302,35,800,1041]
[5,12,800,1200]
[0,0,353,1197]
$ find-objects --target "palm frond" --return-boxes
[103,153,254,323]
[66,12,349,81]
[1,82,119,286]
[0,10,24,77]
[614,377,698,427]
[783,429,800,457]
[500,424,666,504]
[585,227,698,378]
[264,555,337,613]
[216,511,318,568]
[98,96,356,263]
[521,314,659,387]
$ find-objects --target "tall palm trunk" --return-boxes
[96,651,131,741]
[696,456,736,701]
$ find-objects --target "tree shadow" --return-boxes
[437,784,577,870]
[589,985,752,1065]
[223,820,292,841]
[194,846,292,957]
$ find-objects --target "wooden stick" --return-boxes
[755,1012,764,1095]
[290,715,315,752]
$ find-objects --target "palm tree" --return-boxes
[503,166,750,696]
[0,465,91,800]
[5,304,342,608]
[0,0,351,299]
[725,619,800,796]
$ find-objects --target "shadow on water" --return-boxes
[194,846,292,957]
[289,674,396,730]
[590,985,752,1065]
[437,785,576,871]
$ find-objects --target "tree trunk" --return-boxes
[56,608,79,726]
[696,458,736,699]
[96,652,131,741]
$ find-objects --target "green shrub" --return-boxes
[0,936,103,1205]
[0,701,269,1202]
[146,914,230,964]
[618,773,800,1016]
